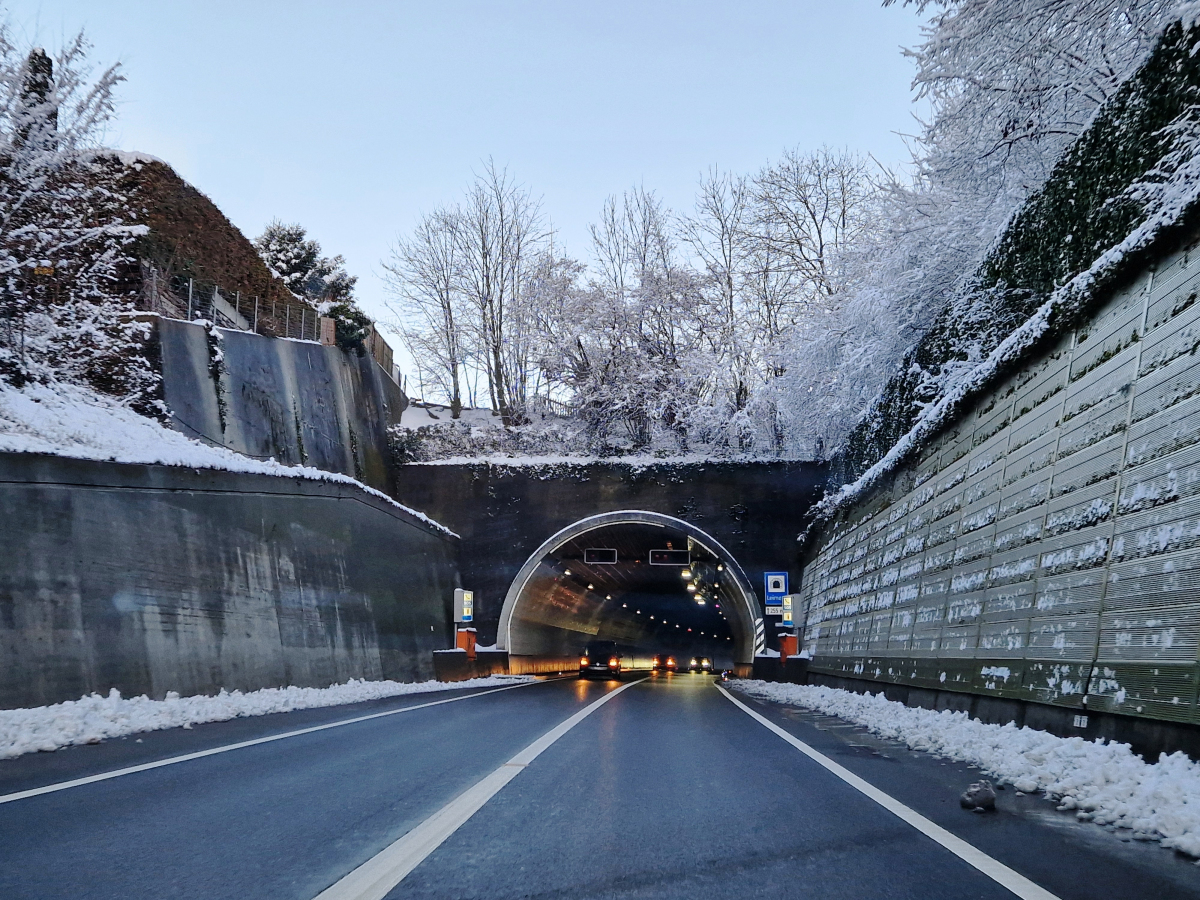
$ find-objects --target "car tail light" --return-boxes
[667,657,675,667]
[580,657,589,667]
[608,657,620,667]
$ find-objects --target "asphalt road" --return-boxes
[1,675,1196,900]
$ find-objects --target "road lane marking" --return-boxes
[0,679,559,806]
[717,685,1061,900]
[312,678,645,900]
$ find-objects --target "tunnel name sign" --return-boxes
[454,588,474,623]
[764,572,787,606]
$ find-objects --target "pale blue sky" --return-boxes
[12,1,926,369]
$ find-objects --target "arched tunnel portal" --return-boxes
[498,511,764,667]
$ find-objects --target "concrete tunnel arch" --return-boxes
[497,510,765,665]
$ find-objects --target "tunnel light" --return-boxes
[717,564,724,572]
[606,595,612,600]
[681,569,692,580]
[622,603,627,608]
[686,584,697,593]
[696,599,706,606]
[564,569,571,576]
[650,615,655,620]
[587,583,594,590]
[637,610,641,614]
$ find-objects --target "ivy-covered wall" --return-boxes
[832,20,1200,488]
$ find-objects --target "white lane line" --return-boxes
[313,678,644,900]
[717,686,1061,900]
[0,679,557,807]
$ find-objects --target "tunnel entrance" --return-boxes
[497,511,765,668]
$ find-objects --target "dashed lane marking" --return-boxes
[0,679,560,806]
[717,685,1062,900]
[311,678,645,900]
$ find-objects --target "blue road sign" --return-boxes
[765,572,788,604]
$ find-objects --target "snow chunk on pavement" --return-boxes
[732,680,1200,857]
[0,676,534,760]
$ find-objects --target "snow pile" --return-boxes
[0,675,535,760]
[0,380,458,537]
[732,680,1200,856]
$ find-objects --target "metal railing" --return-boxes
[137,263,320,342]
[137,263,401,385]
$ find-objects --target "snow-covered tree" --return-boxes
[447,161,550,426]
[0,32,158,412]
[385,207,469,417]
[253,221,369,352]
[253,221,357,307]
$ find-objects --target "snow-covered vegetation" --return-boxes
[0,675,534,760]
[734,679,1200,857]
[0,31,158,414]
[828,6,1200,494]
[254,220,374,354]
[386,2,1195,466]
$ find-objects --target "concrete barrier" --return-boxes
[0,452,458,709]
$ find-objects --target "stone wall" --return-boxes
[799,236,1200,729]
[156,317,405,493]
[0,452,458,709]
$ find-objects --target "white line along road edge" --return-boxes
[717,685,1062,900]
[0,679,553,807]
[313,678,645,900]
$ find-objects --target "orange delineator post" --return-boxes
[456,629,477,660]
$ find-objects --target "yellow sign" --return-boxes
[33,266,54,276]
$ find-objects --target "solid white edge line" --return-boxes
[312,677,645,900]
[716,685,1062,900]
[0,678,557,806]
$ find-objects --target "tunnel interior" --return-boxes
[498,512,763,666]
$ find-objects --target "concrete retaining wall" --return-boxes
[799,235,1200,732]
[0,452,458,709]
[156,317,406,493]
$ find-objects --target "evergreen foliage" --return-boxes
[253,220,369,353]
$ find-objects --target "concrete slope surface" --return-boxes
[0,676,1195,900]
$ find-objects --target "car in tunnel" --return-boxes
[579,641,624,678]
[651,653,677,673]
[686,656,713,673]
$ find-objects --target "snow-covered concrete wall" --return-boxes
[157,318,406,493]
[800,238,1200,728]
[0,452,458,709]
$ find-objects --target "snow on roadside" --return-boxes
[0,675,535,760]
[732,680,1200,857]
[0,381,458,537]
